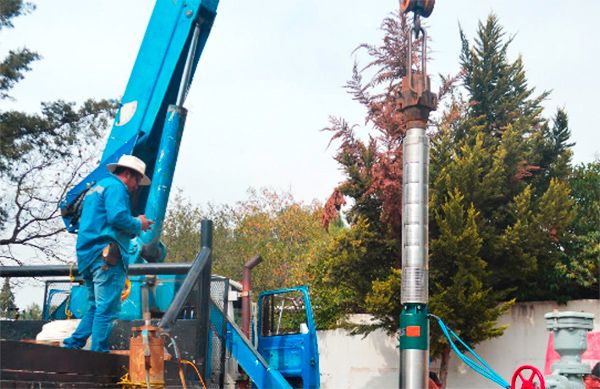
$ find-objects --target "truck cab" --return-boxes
[258,286,320,389]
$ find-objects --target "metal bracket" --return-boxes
[399,26,437,129]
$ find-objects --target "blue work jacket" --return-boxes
[76,175,142,272]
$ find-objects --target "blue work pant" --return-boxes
[63,259,126,352]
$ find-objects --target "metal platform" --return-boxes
[0,339,187,388]
[0,319,211,388]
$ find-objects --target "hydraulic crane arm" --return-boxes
[61,0,220,261]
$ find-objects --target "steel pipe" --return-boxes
[196,219,213,378]
[400,349,429,388]
[158,247,211,331]
[400,126,430,389]
[176,23,201,107]
[0,263,194,278]
[242,255,263,338]
[401,127,429,304]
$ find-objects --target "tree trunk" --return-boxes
[439,345,451,389]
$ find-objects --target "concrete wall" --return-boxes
[319,328,399,389]
[317,299,600,389]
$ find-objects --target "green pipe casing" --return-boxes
[400,303,429,350]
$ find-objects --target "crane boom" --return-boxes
[60,0,219,261]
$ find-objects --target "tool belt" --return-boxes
[101,242,122,266]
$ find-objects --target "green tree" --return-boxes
[445,16,592,303]
[458,16,547,137]
[310,216,397,328]
[161,190,205,263]
[0,1,38,101]
[424,17,586,383]
[162,188,331,293]
[557,161,600,299]
[570,161,600,236]
[0,277,17,318]
[21,302,42,320]
[428,189,513,384]
[0,0,115,263]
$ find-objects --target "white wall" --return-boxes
[317,299,600,389]
[319,328,399,389]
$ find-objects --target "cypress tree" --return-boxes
[0,277,17,318]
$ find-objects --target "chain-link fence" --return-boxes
[43,280,77,320]
[207,276,230,389]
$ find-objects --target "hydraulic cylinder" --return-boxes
[140,105,187,262]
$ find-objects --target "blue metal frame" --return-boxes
[209,300,292,389]
[66,274,186,321]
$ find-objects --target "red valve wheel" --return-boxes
[511,365,545,389]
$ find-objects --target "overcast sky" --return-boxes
[3,0,599,307]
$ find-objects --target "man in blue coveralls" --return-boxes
[63,155,153,352]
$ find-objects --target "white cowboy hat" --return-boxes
[106,155,151,186]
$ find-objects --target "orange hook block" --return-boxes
[400,0,435,18]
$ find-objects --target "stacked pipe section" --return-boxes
[400,127,430,389]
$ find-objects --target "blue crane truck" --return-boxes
[0,1,319,388]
